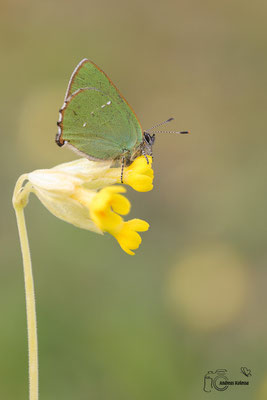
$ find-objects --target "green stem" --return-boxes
[13,179,38,400]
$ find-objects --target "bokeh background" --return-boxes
[1,0,267,399]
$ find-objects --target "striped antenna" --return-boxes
[145,118,190,134]
[150,130,190,134]
[145,118,174,132]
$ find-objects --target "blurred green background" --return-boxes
[1,0,267,399]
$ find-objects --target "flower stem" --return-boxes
[13,178,38,400]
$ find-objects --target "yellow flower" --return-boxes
[123,156,154,192]
[13,156,153,255]
[112,219,149,256]
[89,186,149,255]
[105,155,153,192]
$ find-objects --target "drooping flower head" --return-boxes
[13,156,153,255]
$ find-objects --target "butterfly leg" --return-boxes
[120,156,125,183]
[142,149,150,164]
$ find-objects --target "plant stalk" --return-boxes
[13,179,38,400]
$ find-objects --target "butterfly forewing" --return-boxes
[61,87,140,160]
[58,59,143,160]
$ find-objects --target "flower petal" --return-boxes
[128,156,153,173]
[125,218,150,232]
[111,194,131,215]
[126,174,153,192]
[123,156,154,192]
[112,218,149,255]
[89,186,126,232]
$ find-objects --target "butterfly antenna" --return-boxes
[150,130,190,134]
[145,117,174,132]
[145,118,190,134]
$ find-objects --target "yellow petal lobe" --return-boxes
[123,156,154,192]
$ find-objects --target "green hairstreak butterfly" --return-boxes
[56,59,189,177]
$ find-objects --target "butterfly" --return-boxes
[56,59,189,180]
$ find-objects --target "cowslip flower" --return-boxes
[12,155,153,400]
[13,155,153,255]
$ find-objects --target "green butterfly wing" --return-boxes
[57,59,143,161]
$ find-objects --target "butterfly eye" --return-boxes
[144,132,153,144]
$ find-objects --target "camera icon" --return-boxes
[203,369,229,392]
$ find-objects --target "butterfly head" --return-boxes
[134,118,189,163]
[142,132,155,156]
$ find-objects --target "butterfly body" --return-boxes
[56,59,154,165]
